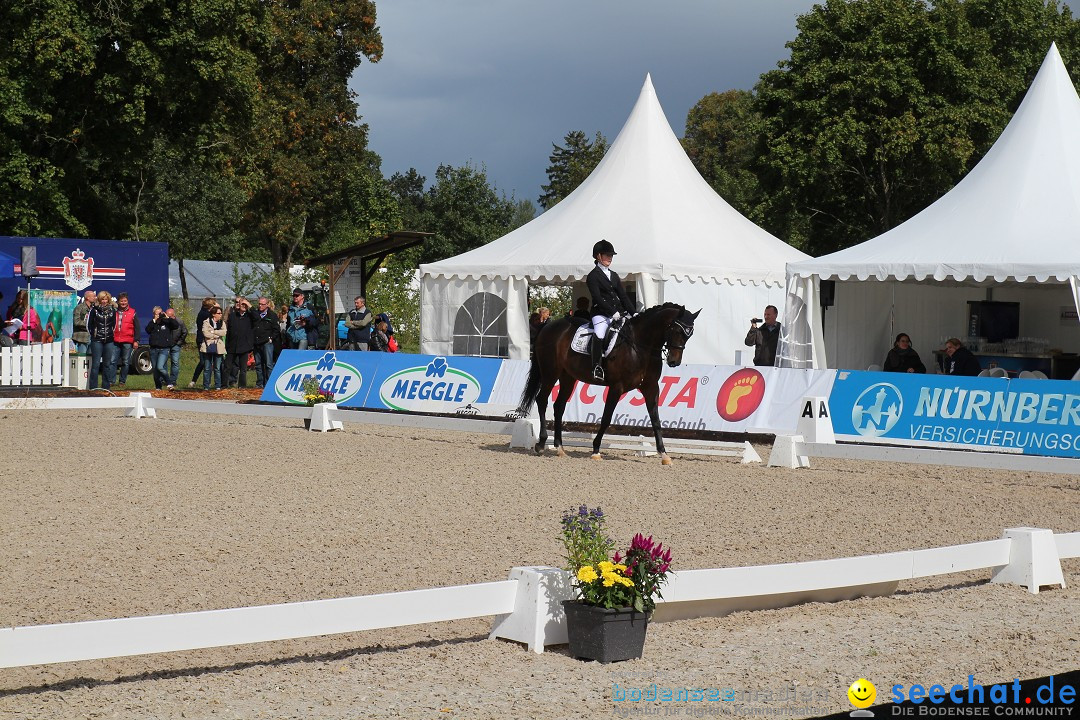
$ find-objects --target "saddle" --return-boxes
[570,317,626,358]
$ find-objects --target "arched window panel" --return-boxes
[452,292,509,358]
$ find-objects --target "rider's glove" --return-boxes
[612,311,621,321]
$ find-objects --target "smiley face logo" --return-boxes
[848,678,876,709]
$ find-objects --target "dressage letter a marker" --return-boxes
[818,401,829,419]
[801,400,814,418]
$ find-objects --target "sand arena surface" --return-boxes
[1,409,1078,719]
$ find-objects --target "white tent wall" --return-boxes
[662,279,788,365]
[421,275,528,358]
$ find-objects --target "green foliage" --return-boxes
[538,130,608,210]
[364,257,419,352]
[752,0,1080,255]
[682,90,762,218]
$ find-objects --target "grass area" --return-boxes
[110,347,204,391]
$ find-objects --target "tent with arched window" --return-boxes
[419,75,808,364]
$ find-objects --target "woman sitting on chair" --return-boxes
[586,239,635,381]
[883,333,926,373]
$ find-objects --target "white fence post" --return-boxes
[126,392,157,419]
[489,566,572,653]
[990,527,1066,594]
[308,402,343,432]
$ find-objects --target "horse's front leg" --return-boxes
[553,377,575,457]
[592,388,621,460]
[641,384,672,465]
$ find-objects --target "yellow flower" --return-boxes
[597,561,615,573]
[577,566,598,583]
[614,563,627,573]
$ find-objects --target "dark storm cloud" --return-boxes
[350,0,818,205]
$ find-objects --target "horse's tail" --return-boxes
[516,353,543,415]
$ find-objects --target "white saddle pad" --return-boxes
[570,324,619,356]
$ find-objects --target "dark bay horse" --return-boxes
[516,303,700,464]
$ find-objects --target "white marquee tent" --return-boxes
[419,75,808,364]
[780,44,1080,373]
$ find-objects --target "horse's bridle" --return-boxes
[662,318,694,362]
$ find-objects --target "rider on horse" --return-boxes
[586,239,635,381]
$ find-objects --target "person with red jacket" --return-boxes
[112,292,140,385]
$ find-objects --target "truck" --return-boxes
[0,237,170,374]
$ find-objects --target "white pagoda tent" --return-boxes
[781,44,1080,372]
[420,75,808,364]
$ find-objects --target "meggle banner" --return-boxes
[490,363,837,435]
[260,351,513,414]
[829,370,1080,458]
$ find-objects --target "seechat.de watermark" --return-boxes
[888,674,1075,716]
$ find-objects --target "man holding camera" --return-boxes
[744,305,781,366]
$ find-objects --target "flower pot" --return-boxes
[562,600,650,663]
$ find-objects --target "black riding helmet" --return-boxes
[592,239,616,258]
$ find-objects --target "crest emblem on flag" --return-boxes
[62,249,95,291]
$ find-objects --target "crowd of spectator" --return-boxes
[1,287,400,392]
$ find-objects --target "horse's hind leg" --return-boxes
[642,386,672,465]
[592,389,621,460]
[534,381,551,454]
[552,376,575,457]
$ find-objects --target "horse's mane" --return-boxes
[637,302,686,319]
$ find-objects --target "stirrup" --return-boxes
[592,364,605,381]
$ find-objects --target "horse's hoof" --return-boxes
[590,453,603,461]
[557,447,567,457]
[661,454,673,466]
[534,443,544,455]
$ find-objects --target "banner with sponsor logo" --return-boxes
[260,351,514,414]
[829,370,1080,458]
[488,363,836,435]
[261,352,837,434]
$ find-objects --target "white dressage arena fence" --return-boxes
[1,528,1075,667]
[0,340,69,386]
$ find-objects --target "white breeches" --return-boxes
[592,315,611,340]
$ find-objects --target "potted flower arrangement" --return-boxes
[560,505,673,663]
[302,377,335,406]
[302,377,335,429]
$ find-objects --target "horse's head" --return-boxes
[662,307,700,367]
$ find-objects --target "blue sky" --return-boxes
[350,1,819,207]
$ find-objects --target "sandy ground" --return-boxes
[1,408,1078,719]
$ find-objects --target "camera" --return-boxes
[751,317,763,324]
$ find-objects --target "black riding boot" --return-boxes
[591,335,605,382]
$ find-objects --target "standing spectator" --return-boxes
[112,292,140,386]
[276,305,289,357]
[188,297,216,387]
[166,307,186,389]
[343,295,372,351]
[572,296,591,319]
[201,306,226,390]
[286,288,314,350]
[225,297,255,388]
[369,319,390,351]
[529,306,550,345]
[251,296,280,388]
[145,306,179,390]
[744,304,781,367]
[72,290,97,353]
[87,291,117,391]
[5,289,42,344]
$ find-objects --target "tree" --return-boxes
[240,0,384,271]
[682,90,762,218]
[538,130,608,210]
[753,0,1080,255]
[417,163,527,263]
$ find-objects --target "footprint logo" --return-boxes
[716,368,766,422]
[725,374,757,415]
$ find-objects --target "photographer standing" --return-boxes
[145,306,179,390]
[744,305,781,367]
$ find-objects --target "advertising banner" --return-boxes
[260,351,513,414]
[261,352,837,434]
[29,289,78,343]
[489,363,837,435]
[829,370,1080,458]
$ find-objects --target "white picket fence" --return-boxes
[1,528,1076,667]
[0,340,69,386]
